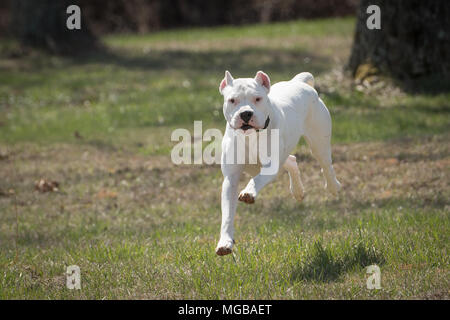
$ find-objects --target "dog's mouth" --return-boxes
[240,124,254,131]
[238,117,270,132]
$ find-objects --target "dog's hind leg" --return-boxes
[305,98,341,195]
[283,155,304,202]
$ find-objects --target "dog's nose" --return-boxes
[240,111,253,123]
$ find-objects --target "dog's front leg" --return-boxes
[216,167,242,256]
[238,171,278,204]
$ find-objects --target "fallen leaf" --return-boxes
[386,158,399,165]
[379,190,392,199]
[96,189,118,199]
[35,179,59,192]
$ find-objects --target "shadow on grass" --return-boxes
[70,46,332,76]
[291,240,385,282]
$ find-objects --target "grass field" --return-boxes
[0,17,449,299]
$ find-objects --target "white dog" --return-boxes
[215,70,341,256]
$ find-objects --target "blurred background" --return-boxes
[0,0,449,299]
[0,0,358,35]
[1,0,449,84]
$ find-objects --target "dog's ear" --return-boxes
[254,71,270,93]
[219,70,233,94]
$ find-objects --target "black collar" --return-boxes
[256,116,270,132]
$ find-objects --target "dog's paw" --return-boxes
[292,189,305,203]
[238,191,255,204]
[215,238,234,256]
[326,180,342,196]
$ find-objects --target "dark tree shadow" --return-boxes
[397,75,450,95]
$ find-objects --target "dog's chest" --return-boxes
[237,131,274,167]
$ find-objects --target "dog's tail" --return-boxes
[294,72,314,88]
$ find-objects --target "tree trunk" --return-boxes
[348,0,450,82]
[11,0,97,54]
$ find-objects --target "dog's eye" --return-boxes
[255,97,261,102]
[229,98,235,104]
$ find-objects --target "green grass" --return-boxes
[103,17,355,46]
[0,17,449,299]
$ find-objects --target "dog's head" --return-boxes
[219,70,271,134]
